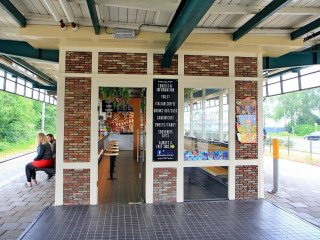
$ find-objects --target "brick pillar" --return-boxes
[63,51,92,205]
[234,57,259,200]
[153,168,177,203]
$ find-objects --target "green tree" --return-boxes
[0,91,36,143]
[266,89,320,129]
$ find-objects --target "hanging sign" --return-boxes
[102,100,133,112]
[153,79,178,161]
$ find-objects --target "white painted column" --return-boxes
[219,93,224,142]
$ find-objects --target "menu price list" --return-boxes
[153,79,178,161]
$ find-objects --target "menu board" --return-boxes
[153,79,178,161]
[102,100,133,112]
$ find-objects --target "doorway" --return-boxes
[97,87,146,204]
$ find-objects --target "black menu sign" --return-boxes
[153,79,178,161]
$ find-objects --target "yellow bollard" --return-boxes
[273,139,279,159]
[272,139,280,193]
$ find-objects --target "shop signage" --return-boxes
[102,100,133,112]
[153,79,178,161]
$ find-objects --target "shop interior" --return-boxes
[184,88,229,201]
[97,87,146,204]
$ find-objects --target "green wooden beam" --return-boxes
[233,0,291,41]
[86,0,100,35]
[263,52,320,70]
[0,0,26,27]
[8,56,57,86]
[162,0,216,68]
[0,40,59,63]
[291,18,320,40]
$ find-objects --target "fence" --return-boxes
[265,135,320,158]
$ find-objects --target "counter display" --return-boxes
[107,133,134,150]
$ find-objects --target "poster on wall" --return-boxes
[236,98,257,143]
[153,79,178,161]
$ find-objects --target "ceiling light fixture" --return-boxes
[113,28,135,39]
[60,19,66,31]
[71,22,78,32]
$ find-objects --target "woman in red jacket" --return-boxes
[23,133,53,187]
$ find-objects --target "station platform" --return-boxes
[20,200,320,239]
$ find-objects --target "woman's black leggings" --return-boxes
[25,162,37,182]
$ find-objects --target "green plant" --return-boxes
[100,87,130,108]
[293,124,315,136]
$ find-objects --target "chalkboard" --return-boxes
[102,100,133,112]
[153,79,178,161]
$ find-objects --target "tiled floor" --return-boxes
[21,200,320,240]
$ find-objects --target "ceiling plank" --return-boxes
[68,0,179,12]
[86,0,100,35]
[0,40,59,63]
[291,18,320,40]
[233,0,292,41]
[207,4,320,15]
[162,0,216,68]
[0,0,26,27]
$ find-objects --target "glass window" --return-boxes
[282,71,298,80]
[25,87,32,98]
[5,79,15,93]
[301,71,320,89]
[7,74,17,82]
[268,82,281,96]
[263,85,267,97]
[0,70,4,77]
[184,88,229,161]
[33,89,39,99]
[26,82,32,88]
[0,77,4,90]
[283,78,299,93]
[300,65,320,75]
[16,84,25,95]
[39,93,44,101]
[17,78,25,85]
[267,76,280,84]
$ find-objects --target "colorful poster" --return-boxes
[236,98,257,143]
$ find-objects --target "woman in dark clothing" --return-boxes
[23,133,53,187]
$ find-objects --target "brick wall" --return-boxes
[235,81,258,159]
[66,51,92,73]
[64,77,91,162]
[184,55,229,76]
[235,166,258,199]
[64,169,90,205]
[153,54,178,75]
[98,52,147,74]
[235,57,257,77]
[153,168,177,203]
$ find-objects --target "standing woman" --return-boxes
[24,133,53,187]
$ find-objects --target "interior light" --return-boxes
[113,28,135,39]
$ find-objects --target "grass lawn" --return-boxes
[0,140,36,160]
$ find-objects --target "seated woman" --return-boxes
[23,133,53,187]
